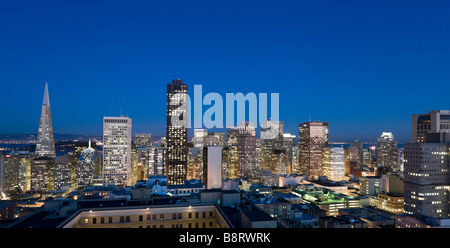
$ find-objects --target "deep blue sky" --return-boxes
[1,0,449,142]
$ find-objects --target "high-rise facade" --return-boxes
[404,110,450,218]
[193,129,208,148]
[36,82,56,159]
[77,140,96,189]
[225,127,240,179]
[298,121,329,180]
[166,79,188,185]
[412,110,450,143]
[268,149,288,175]
[147,147,166,176]
[345,146,362,177]
[204,132,226,147]
[349,139,363,168]
[18,152,33,192]
[404,142,450,218]
[102,116,132,187]
[260,120,284,172]
[282,133,296,174]
[238,122,257,178]
[1,152,20,193]
[135,133,152,147]
[54,155,72,190]
[376,132,399,171]
[202,146,223,189]
[30,157,55,191]
[323,147,345,181]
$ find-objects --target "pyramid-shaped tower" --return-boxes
[36,82,56,158]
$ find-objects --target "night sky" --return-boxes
[1,0,449,142]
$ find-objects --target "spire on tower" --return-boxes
[43,82,50,106]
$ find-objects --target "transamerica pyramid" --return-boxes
[35,82,56,158]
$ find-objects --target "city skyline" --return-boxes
[3,1,450,235]
[1,1,450,142]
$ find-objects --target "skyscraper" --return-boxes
[2,152,20,193]
[282,133,296,174]
[323,147,345,181]
[54,155,71,190]
[147,146,166,176]
[404,111,450,218]
[238,121,257,178]
[166,79,188,185]
[226,127,240,179]
[30,157,55,191]
[298,121,329,180]
[103,116,132,187]
[349,138,363,168]
[404,142,449,218]
[260,120,284,172]
[36,82,56,158]
[77,140,96,189]
[193,129,208,148]
[204,132,226,147]
[135,133,152,147]
[188,129,207,181]
[411,110,450,143]
[202,146,223,189]
[376,132,399,171]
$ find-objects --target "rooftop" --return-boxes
[241,208,275,222]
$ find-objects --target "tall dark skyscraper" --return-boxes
[35,82,56,158]
[298,121,329,180]
[238,121,257,178]
[166,79,188,185]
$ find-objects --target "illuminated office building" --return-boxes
[36,82,56,158]
[188,147,202,181]
[135,133,152,147]
[349,139,363,168]
[147,147,166,176]
[166,79,188,185]
[345,146,362,177]
[298,121,329,180]
[404,142,450,218]
[18,152,33,192]
[238,122,257,178]
[77,140,96,189]
[282,133,296,174]
[269,149,288,175]
[412,110,450,143]
[103,116,132,187]
[204,132,226,147]
[30,156,55,191]
[260,120,284,172]
[323,147,345,181]
[1,152,20,193]
[377,193,404,214]
[377,132,399,171]
[55,155,72,190]
[193,129,207,149]
[225,127,239,179]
